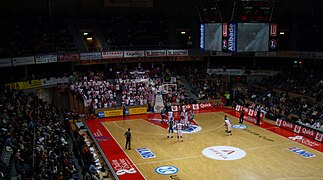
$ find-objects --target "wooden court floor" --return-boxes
[102,111,323,180]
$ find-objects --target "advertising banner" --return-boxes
[35,55,58,64]
[129,107,147,115]
[145,50,166,57]
[276,119,322,143]
[102,51,124,59]
[80,52,102,60]
[104,109,123,117]
[0,58,12,68]
[167,50,188,56]
[124,51,145,58]
[234,105,264,120]
[12,56,35,66]
[5,80,42,90]
[58,54,80,62]
[277,51,300,58]
[200,24,205,50]
[207,68,245,75]
[222,22,237,52]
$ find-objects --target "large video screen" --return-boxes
[237,23,269,52]
[204,23,222,51]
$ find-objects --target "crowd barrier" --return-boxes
[170,102,215,112]
[276,119,323,143]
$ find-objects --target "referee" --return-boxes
[124,128,132,150]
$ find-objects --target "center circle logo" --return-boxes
[232,124,248,129]
[202,146,246,160]
[155,165,178,175]
[174,125,202,133]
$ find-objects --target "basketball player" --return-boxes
[167,116,175,138]
[239,108,245,124]
[176,121,184,142]
[184,111,188,129]
[161,108,166,124]
[224,115,232,135]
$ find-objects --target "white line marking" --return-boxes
[273,177,323,180]
[136,154,204,166]
[101,122,147,179]
[244,143,294,151]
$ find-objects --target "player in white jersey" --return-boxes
[224,115,232,135]
[168,111,173,119]
[184,112,188,129]
[176,121,184,142]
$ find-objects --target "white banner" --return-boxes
[145,50,166,57]
[102,51,124,59]
[0,58,12,68]
[12,56,35,66]
[124,51,145,58]
[35,55,57,64]
[167,50,188,56]
[80,52,102,60]
[207,68,245,75]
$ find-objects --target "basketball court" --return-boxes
[85,108,323,180]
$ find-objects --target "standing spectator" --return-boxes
[256,109,261,126]
[124,128,132,150]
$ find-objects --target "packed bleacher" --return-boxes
[0,90,79,179]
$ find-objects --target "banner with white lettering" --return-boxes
[0,58,12,68]
[124,51,145,58]
[58,54,80,62]
[102,51,124,59]
[80,52,102,60]
[35,55,58,64]
[207,68,245,75]
[167,50,188,56]
[222,22,237,52]
[12,56,35,66]
[145,50,166,57]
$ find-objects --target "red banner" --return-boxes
[170,102,214,112]
[276,119,322,143]
[58,54,80,61]
[234,105,264,120]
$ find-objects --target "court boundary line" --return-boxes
[273,177,323,180]
[100,122,147,179]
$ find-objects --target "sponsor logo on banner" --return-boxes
[287,146,315,158]
[269,39,277,50]
[102,51,124,59]
[93,129,110,142]
[104,109,123,117]
[58,54,80,61]
[12,56,35,66]
[135,148,156,159]
[98,112,104,118]
[202,146,246,160]
[155,166,178,175]
[171,106,178,112]
[315,133,323,142]
[275,119,282,126]
[301,127,315,138]
[282,121,294,130]
[129,107,147,115]
[0,58,12,68]
[80,52,102,60]
[145,50,166,57]
[232,124,248,129]
[288,136,320,147]
[192,104,199,110]
[200,24,205,49]
[185,104,191,110]
[124,51,145,58]
[111,158,137,175]
[227,22,237,52]
[199,102,213,109]
[167,50,188,56]
[35,55,57,64]
[294,125,301,133]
